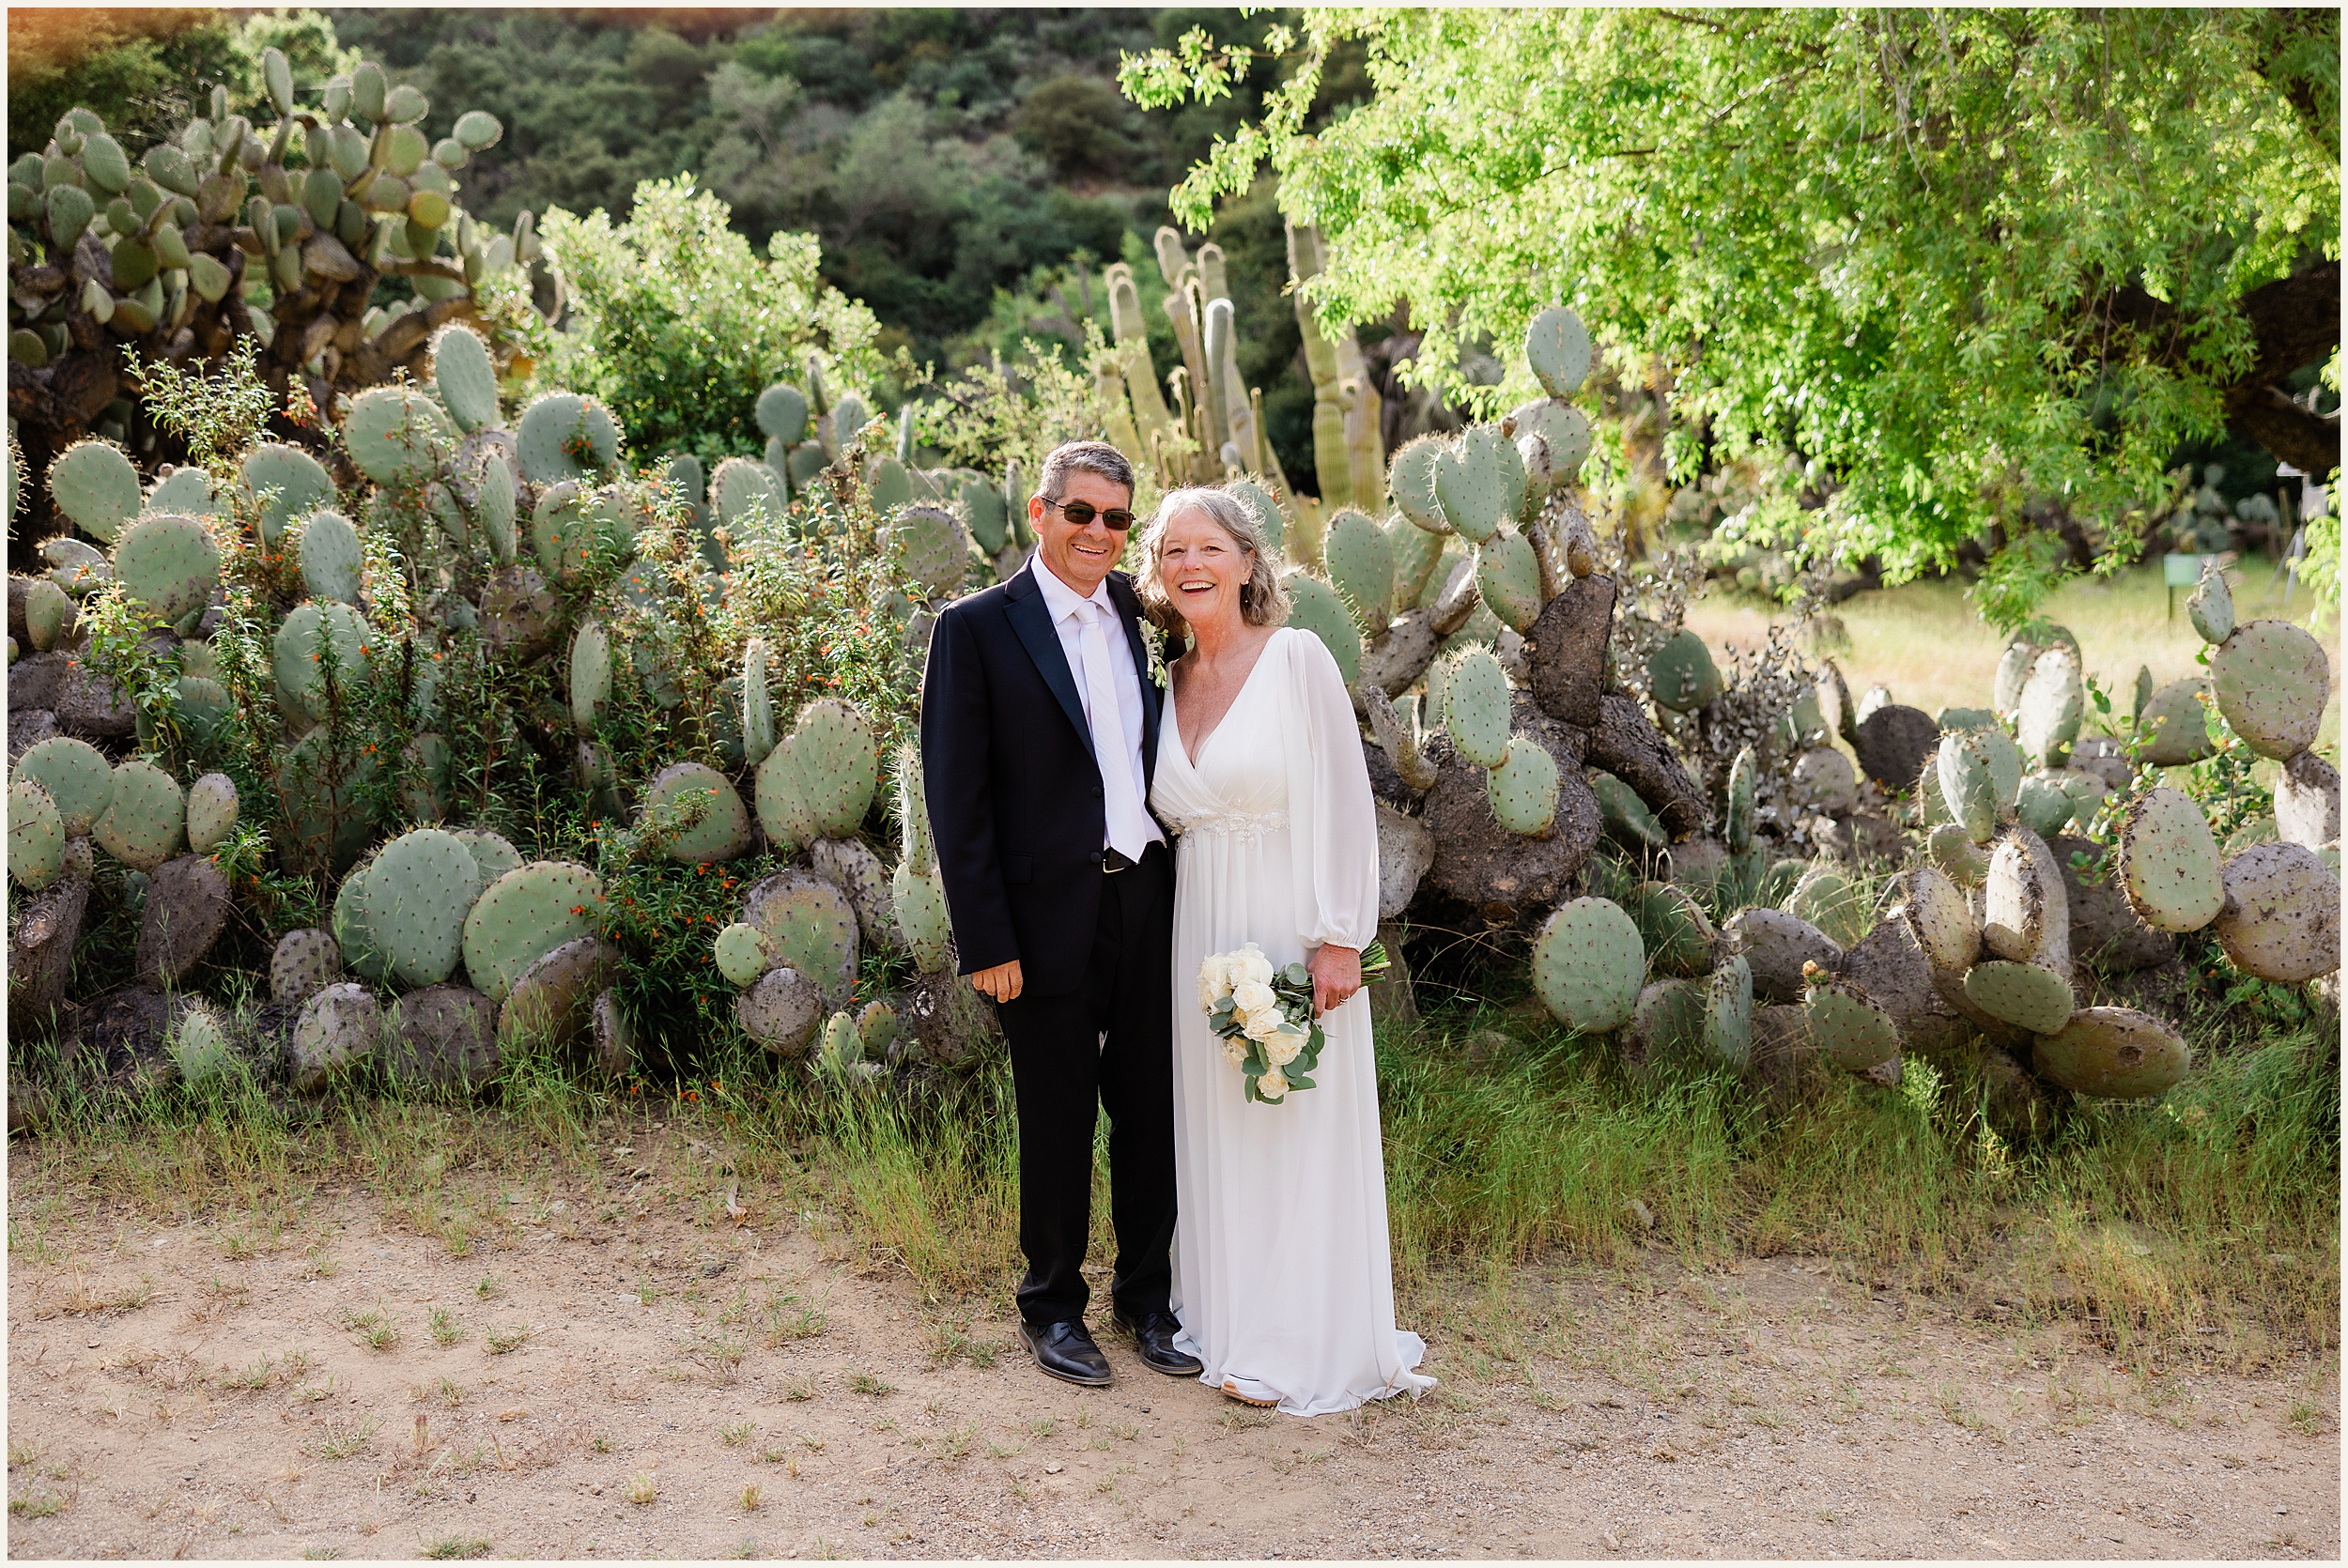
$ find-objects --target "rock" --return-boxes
[288,982,382,1094]
[1374,802,1434,921]
[1419,730,1601,924]
[2050,836,2173,974]
[1524,573,1615,727]
[1724,907,1841,1003]
[8,870,89,1038]
[54,654,135,738]
[1850,703,1938,792]
[1585,693,1709,838]
[2274,750,2340,850]
[1787,746,1858,816]
[497,935,622,1053]
[739,963,826,1058]
[134,853,234,986]
[899,958,1001,1069]
[385,984,498,1096]
[8,649,63,710]
[8,707,56,767]
[270,927,343,1007]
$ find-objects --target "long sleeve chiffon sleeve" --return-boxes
[1281,629,1382,953]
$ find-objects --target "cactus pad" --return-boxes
[754,698,878,853]
[288,982,381,1094]
[1525,306,1592,400]
[568,618,610,731]
[2031,1007,2189,1100]
[1926,822,1990,886]
[343,385,456,485]
[1704,953,1754,1068]
[714,922,771,986]
[1627,979,1704,1070]
[1723,907,1840,1004]
[1509,400,1592,483]
[1388,437,1448,533]
[23,576,74,650]
[1635,880,1719,976]
[1893,866,1979,974]
[47,440,141,542]
[2117,787,2224,932]
[2136,677,2216,766]
[1647,630,1722,713]
[2210,620,2327,761]
[1937,730,1999,845]
[818,1010,864,1069]
[1801,974,1901,1075]
[1724,746,1758,853]
[497,936,621,1054]
[351,828,485,988]
[1962,960,2077,1035]
[756,382,809,446]
[515,392,621,487]
[1982,826,2068,968]
[184,772,238,853]
[239,441,335,545]
[1324,509,1395,633]
[1474,530,1543,634]
[957,476,1009,555]
[2211,841,2340,983]
[270,927,342,1007]
[1590,769,1667,851]
[1277,574,1363,687]
[147,466,222,519]
[1531,897,1645,1034]
[2015,648,2084,768]
[738,964,824,1057]
[891,859,952,974]
[713,456,786,532]
[168,1000,239,1089]
[2013,775,2075,839]
[888,506,972,599]
[112,512,222,626]
[461,861,604,1005]
[2186,560,2234,645]
[8,778,64,891]
[644,762,752,864]
[452,829,521,888]
[13,736,114,835]
[429,324,500,433]
[1437,646,1511,768]
[1485,735,1561,838]
[94,758,184,870]
[272,600,372,722]
[295,507,363,603]
[742,869,860,1007]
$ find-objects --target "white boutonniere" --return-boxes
[1138,622,1171,689]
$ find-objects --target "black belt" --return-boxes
[1102,842,1163,874]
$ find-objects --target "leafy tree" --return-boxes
[539,177,889,465]
[1124,8,2341,579]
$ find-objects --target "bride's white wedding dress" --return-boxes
[1149,626,1434,1417]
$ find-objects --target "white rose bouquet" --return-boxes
[1197,940,1390,1104]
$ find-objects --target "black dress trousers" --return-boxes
[993,840,1177,1329]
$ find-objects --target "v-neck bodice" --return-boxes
[1152,630,1291,839]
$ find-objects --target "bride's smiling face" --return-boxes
[1155,508,1251,631]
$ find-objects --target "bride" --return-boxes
[1140,485,1435,1416]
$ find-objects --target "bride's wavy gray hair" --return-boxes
[1136,486,1291,635]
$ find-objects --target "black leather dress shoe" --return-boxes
[1112,1309,1204,1376]
[1019,1319,1113,1387]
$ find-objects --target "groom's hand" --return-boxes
[970,960,1023,1003]
[1308,945,1361,1016]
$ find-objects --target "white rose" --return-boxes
[1197,961,1228,1014]
[1256,1067,1289,1100]
[1265,1027,1305,1068]
[1220,1037,1249,1069]
[1235,946,1275,987]
[1241,1006,1285,1043]
[1230,979,1277,1017]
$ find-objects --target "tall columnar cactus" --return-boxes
[1284,218,1384,510]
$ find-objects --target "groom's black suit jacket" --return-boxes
[919,561,1165,997]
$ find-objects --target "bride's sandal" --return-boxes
[1220,1380,1279,1408]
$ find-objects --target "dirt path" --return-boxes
[8,1176,2337,1561]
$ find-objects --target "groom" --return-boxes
[919,440,1200,1389]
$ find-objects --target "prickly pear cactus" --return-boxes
[1524,306,1592,401]
[643,763,752,864]
[8,778,65,892]
[2211,842,2341,983]
[1531,897,1645,1034]
[741,869,859,1007]
[272,601,372,723]
[1927,822,1990,886]
[2117,787,2225,932]
[2031,1007,2189,1100]
[1439,647,1512,769]
[1962,960,2077,1035]
[113,512,222,625]
[2014,649,2083,768]
[239,443,336,545]
[184,773,238,854]
[1324,509,1395,634]
[345,386,457,486]
[715,922,772,986]
[515,392,622,488]
[2209,620,2328,761]
[888,507,973,600]
[1724,746,1757,854]
[93,758,184,870]
[569,619,611,732]
[1475,530,1544,635]
[460,861,604,1005]
[1938,730,2000,846]
[46,441,142,543]
[755,698,878,853]
[1647,630,1722,713]
[1279,574,1363,687]
[1485,735,1561,838]
[430,324,502,434]
[1800,965,1901,1076]
[13,735,113,835]
[1635,880,1719,976]
[1704,953,1754,1068]
[168,1001,240,1089]
[289,982,383,1095]
[351,828,486,988]
[1388,437,1446,534]
[891,858,953,974]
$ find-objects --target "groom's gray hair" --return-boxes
[1036,440,1135,503]
[1138,486,1291,632]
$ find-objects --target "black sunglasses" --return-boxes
[1041,498,1135,531]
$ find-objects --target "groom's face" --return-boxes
[1031,469,1135,597]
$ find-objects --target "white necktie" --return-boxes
[1076,599,1150,861]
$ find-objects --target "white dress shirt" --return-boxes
[1029,553,1164,855]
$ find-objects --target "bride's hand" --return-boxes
[1308,945,1362,1016]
